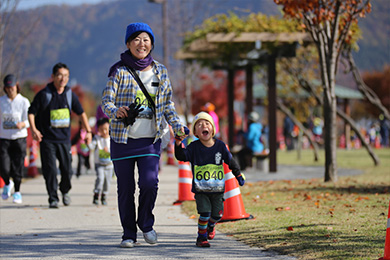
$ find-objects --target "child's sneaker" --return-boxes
[207,226,215,240]
[13,192,22,204]
[93,193,99,205]
[2,180,14,200]
[196,237,210,247]
[101,194,107,205]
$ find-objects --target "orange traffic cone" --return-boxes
[0,177,4,188]
[166,139,176,165]
[375,136,381,149]
[379,200,390,260]
[220,162,253,222]
[173,161,195,205]
[28,139,39,178]
[279,136,286,150]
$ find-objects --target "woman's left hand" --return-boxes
[116,106,129,119]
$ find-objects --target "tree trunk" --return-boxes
[323,86,338,182]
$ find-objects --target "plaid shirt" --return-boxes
[102,60,183,144]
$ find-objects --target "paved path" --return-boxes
[0,163,302,260]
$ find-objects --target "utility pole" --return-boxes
[148,0,168,68]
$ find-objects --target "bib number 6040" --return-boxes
[195,170,224,181]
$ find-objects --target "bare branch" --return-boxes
[298,76,380,166]
[343,49,390,120]
[276,98,320,162]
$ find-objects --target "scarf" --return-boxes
[108,50,153,77]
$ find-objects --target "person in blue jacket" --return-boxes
[237,111,264,170]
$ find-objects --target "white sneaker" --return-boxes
[143,230,157,244]
[120,239,135,248]
[13,192,22,204]
[2,180,14,200]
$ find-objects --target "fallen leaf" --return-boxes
[287,226,293,231]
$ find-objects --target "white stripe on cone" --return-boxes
[179,164,191,171]
[224,187,241,200]
[179,177,192,184]
[225,171,234,180]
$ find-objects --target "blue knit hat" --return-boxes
[125,22,155,44]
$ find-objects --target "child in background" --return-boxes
[71,121,91,178]
[89,118,113,205]
[174,112,245,247]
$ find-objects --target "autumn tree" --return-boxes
[0,0,41,83]
[274,0,372,182]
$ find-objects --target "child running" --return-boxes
[174,112,245,247]
[89,117,113,205]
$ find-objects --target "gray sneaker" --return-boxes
[2,180,14,200]
[120,239,135,248]
[49,201,59,209]
[143,230,157,244]
[62,193,71,206]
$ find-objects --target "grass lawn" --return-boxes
[181,148,390,260]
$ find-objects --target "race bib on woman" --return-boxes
[2,112,20,129]
[194,164,225,193]
[50,108,70,128]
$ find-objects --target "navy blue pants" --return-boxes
[113,155,160,242]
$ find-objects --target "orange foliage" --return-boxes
[274,0,371,45]
[191,70,246,118]
[361,65,390,116]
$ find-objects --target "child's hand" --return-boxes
[175,126,189,142]
[236,173,246,186]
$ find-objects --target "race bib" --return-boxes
[194,164,225,193]
[98,149,111,165]
[80,143,89,154]
[2,112,20,129]
[135,90,155,120]
[50,108,70,128]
